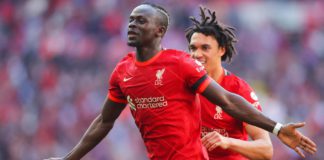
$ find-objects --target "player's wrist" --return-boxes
[272,122,283,136]
[225,137,233,149]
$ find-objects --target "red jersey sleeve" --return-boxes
[179,53,211,93]
[108,66,127,104]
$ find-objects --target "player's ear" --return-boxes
[218,47,226,57]
[156,26,166,37]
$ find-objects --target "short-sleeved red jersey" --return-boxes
[109,49,211,160]
[200,69,262,160]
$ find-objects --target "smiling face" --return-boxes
[127,5,163,47]
[189,32,225,73]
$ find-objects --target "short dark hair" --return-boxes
[142,2,170,30]
[185,6,238,63]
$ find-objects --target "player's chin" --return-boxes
[127,40,140,47]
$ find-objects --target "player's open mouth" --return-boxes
[128,31,138,36]
[198,60,206,64]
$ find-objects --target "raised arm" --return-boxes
[201,80,317,157]
[46,98,127,160]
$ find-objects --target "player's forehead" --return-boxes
[190,32,217,46]
[130,5,157,19]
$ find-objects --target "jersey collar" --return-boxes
[134,49,164,66]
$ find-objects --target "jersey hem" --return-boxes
[108,94,127,104]
[197,77,212,93]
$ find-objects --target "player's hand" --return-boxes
[201,131,231,151]
[278,122,317,158]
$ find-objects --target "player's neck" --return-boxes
[135,44,162,62]
[208,64,224,83]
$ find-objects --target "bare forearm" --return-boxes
[65,115,113,160]
[224,93,276,132]
[202,82,276,132]
[227,138,272,160]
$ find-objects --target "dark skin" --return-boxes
[46,4,316,160]
[127,5,166,61]
[63,99,126,160]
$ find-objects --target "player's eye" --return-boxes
[138,18,146,24]
[202,45,210,51]
[189,46,196,52]
[129,17,134,23]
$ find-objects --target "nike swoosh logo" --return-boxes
[123,77,133,82]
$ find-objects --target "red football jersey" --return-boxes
[108,49,211,160]
[200,69,262,160]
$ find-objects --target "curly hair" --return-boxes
[185,6,238,63]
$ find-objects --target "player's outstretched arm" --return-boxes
[45,98,127,160]
[201,80,317,157]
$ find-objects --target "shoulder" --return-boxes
[120,52,135,63]
[158,49,196,67]
[110,52,134,82]
[224,70,261,108]
[226,71,250,87]
[223,71,254,92]
[233,74,252,89]
[115,52,135,68]
[163,49,187,55]
[162,49,191,60]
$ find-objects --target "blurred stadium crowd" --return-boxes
[0,0,323,159]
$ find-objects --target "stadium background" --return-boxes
[0,0,323,159]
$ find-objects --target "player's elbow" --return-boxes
[248,138,273,160]
[259,142,273,160]
[260,151,273,160]
[221,93,250,118]
[216,92,234,110]
[95,114,114,131]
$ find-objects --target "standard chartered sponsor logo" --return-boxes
[127,95,168,110]
[201,126,229,137]
[127,95,136,111]
[135,96,168,109]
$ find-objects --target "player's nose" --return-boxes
[191,50,203,59]
[128,20,137,28]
